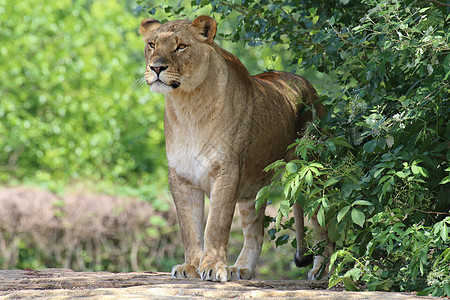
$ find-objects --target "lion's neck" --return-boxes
[165,55,228,128]
[166,89,219,127]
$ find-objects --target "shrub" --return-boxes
[0,0,167,195]
[141,0,450,295]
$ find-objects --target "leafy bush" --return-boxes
[142,0,450,295]
[0,0,167,196]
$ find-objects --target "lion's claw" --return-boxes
[171,263,200,279]
[198,258,229,282]
[228,266,253,280]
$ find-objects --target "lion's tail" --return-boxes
[293,203,313,268]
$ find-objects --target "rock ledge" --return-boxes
[0,269,428,299]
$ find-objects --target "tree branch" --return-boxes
[395,198,450,216]
[429,0,450,7]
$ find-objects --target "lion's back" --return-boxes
[252,71,323,133]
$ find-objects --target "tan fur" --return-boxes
[139,16,332,282]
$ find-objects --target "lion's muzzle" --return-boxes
[150,65,168,76]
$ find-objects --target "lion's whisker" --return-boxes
[134,77,147,88]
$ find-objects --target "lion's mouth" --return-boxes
[148,78,181,94]
[152,79,180,89]
[170,81,180,89]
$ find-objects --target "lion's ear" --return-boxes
[139,18,161,37]
[191,15,217,44]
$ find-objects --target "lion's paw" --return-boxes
[228,266,253,280]
[171,263,200,279]
[198,258,229,282]
[307,256,330,280]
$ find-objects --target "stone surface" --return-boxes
[0,269,432,299]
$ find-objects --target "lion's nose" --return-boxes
[150,65,168,76]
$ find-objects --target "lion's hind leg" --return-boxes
[294,203,334,280]
[230,199,266,280]
[307,208,334,280]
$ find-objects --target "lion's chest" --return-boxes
[167,133,222,191]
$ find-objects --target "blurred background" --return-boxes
[0,0,319,279]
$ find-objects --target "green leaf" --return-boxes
[441,223,448,242]
[324,177,340,188]
[337,205,351,222]
[352,200,372,206]
[275,234,289,246]
[300,147,308,160]
[275,211,282,230]
[328,275,343,288]
[305,170,313,185]
[344,268,362,281]
[341,182,354,198]
[255,186,269,201]
[320,197,329,208]
[374,168,385,179]
[291,175,300,197]
[440,176,450,185]
[419,167,428,178]
[296,192,306,207]
[444,54,450,73]
[351,208,365,227]
[411,160,428,177]
[395,171,408,178]
[330,137,354,149]
[279,199,290,218]
[324,140,336,152]
[328,251,343,279]
[264,160,285,172]
[382,180,393,195]
[379,175,392,185]
[310,187,322,198]
[343,277,359,291]
[411,165,421,175]
[309,162,324,169]
[283,183,292,199]
[285,162,298,174]
[363,140,377,153]
[267,228,276,240]
[444,283,450,297]
[309,167,320,175]
[299,166,309,178]
[317,206,325,227]
[328,218,340,242]
[417,290,431,296]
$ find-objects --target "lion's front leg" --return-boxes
[198,174,239,282]
[169,169,204,279]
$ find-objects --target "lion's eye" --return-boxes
[148,42,155,49]
[176,44,187,51]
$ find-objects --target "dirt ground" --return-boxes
[0,269,433,299]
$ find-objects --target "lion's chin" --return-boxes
[150,80,180,94]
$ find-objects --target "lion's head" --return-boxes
[139,16,218,94]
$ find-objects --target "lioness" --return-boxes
[139,15,333,282]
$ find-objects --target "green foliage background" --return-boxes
[0,0,168,196]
